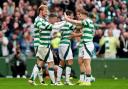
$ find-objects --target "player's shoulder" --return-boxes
[86,18,93,23]
[34,16,44,22]
[66,21,73,26]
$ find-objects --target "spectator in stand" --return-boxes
[27,5,36,20]
[117,32,128,58]
[1,21,10,38]
[18,0,29,15]
[22,17,34,34]
[93,29,103,55]
[20,30,34,57]
[100,29,120,59]
[104,21,121,39]
[0,31,9,57]
[7,0,15,16]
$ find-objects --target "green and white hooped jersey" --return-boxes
[80,18,95,44]
[34,16,52,48]
[60,22,75,45]
[33,16,41,47]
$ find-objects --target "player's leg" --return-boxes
[79,62,95,83]
[65,46,74,85]
[56,45,65,85]
[65,59,73,85]
[78,58,85,82]
[29,59,44,85]
[38,66,47,85]
[79,60,95,83]
[83,59,91,85]
[56,60,65,85]
[35,46,47,85]
[29,46,49,85]
[83,42,94,86]
[29,46,43,85]
[47,49,56,85]
[77,46,86,85]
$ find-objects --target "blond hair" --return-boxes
[38,4,48,13]
[76,8,88,16]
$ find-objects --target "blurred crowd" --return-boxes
[0,0,128,59]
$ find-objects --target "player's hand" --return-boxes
[69,35,73,39]
[64,12,69,21]
[69,32,75,39]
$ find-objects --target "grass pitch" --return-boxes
[0,78,128,89]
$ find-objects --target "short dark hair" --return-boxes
[66,10,74,16]
[49,13,58,18]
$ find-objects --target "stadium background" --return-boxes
[0,0,127,80]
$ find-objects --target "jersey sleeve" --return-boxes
[52,21,66,31]
[70,24,76,31]
[81,19,94,29]
[35,18,52,30]
[41,21,52,30]
[36,20,45,29]
[81,20,87,27]
[44,21,52,30]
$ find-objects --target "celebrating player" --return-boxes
[56,10,75,85]
[29,4,65,85]
[65,9,95,86]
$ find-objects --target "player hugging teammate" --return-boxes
[28,4,95,86]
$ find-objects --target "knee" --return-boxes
[67,59,73,65]
[48,61,54,68]
[37,59,44,67]
[78,59,83,65]
[60,60,65,67]
[85,60,91,67]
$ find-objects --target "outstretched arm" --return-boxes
[52,21,66,30]
[69,32,82,39]
[64,13,82,25]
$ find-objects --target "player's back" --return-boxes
[81,18,95,43]
[60,22,74,45]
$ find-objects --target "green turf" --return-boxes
[0,78,128,89]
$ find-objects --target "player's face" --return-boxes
[77,12,85,20]
[41,8,48,17]
[79,13,86,20]
[68,14,74,19]
[49,17,58,24]
[108,30,113,37]
[76,12,81,20]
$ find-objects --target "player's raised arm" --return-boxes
[48,13,66,31]
[64,13,82,25]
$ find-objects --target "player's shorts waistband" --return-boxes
[38,45,51,48]
[82,41,93,44]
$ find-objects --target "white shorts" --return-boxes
[36,45,54,62]
[34,46,38,53]
[78,42,94,59]
[59,44,73,60]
